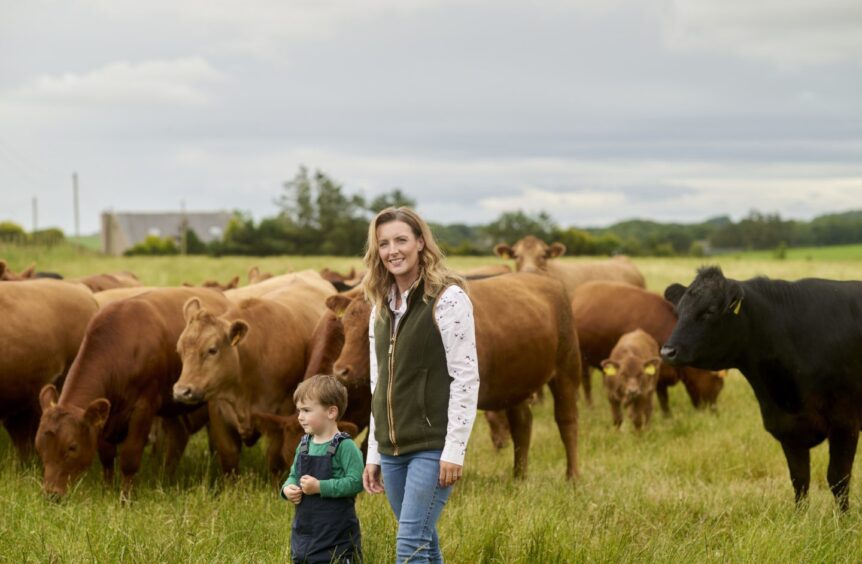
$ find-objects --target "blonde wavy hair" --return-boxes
[362,207,465,317]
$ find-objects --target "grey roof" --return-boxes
[111,211,232,245]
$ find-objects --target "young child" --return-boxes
[281,374,364,564]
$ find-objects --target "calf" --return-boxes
[662,266,862,510]
[601,330,661,430]
[35,287,230,498]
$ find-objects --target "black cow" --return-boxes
[661,266,862,511]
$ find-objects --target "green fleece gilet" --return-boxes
[373,281,452,456]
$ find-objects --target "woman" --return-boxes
[361,207,480,564]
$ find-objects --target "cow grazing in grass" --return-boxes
[330,272,581,479]
[35,287,229,499]
[183,276,240,291]
[572,281,724,416]
[73,272,143,293]
[662,266,862,510]
[1,280,98,458]
[172,280,333,477]
[601,329,661,430]
[248,266,273,285]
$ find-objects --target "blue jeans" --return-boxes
[380,450,452,564]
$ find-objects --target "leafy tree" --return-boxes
[368,189,416,213]
[483,211,557,247]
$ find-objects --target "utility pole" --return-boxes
[180,199,188,255]
[73,172,80,239]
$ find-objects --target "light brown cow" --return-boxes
[172,280,334,477]
[248,266,273,285]
[0,259,36,280]
[35,287,230,498]
[224,269,332,301]
[92,287,156,308]
[458,264,512,278]
[182,276,240,291]
[329,272,581,479]
[571,281,724,415]
[0,280,98,458]
[494,235,645,290]
[73,272,143,293]
[601,329,661,430]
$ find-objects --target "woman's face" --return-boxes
[377,220,424,282]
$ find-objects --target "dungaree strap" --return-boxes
[299,434,311,455]
[327,431,352,455]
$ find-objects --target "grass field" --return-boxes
[1,245,862,561]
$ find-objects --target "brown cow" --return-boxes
[225,269,332,301]
[248,266,273,285]
[0,280,98,458]
[494,235,645,405]
[92,287,156,308]
[183,276,240,291]
[571,281,724,416]
[459,264,512,278]
[73,272,143,293]
[329,272,581,479]
[35,287,230,498]
[600,329,661,430]
[172,280,333,477]
[0,260,36,280]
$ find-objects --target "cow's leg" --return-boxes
[827,427,859,512]
[158,415,191,476]
[98,439,117,486]
[609,399,623,428]
[547,374,579,479]
[581,364,593,407]
[780,441,811,507]
[484,410,511,451]
[208,401,242,475]
[265,429,287,483]
[4,407,40,461]
[656,381,671,417]
[117,407,156,501]
[505,400,533,480]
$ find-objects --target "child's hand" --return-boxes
[283,484,303,504]
[299,475,320,495]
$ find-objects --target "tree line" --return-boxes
[4,167,862,257]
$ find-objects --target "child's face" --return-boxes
[296,399,338,436]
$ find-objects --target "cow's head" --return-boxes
[0,260,36,281]
[36,385,110,498]
[601,356,660,405]
[681,367,726,409]
[661,267,746,370]
[329,295,372,388]
[494,236,565,273]
[173,298,248,403]
[248,266,273,285]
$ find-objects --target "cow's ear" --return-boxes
[226,276,239,290]
[84,399,111,429]
[494,243,514,259]
[229,320,249,346]
[248,266,260,282]
[725,281,745,315]
[21,263,36,278]
[39,384,59,411]
[547,242,566,258]
[183,297,202,322]
[0,260,6,278]
[326,295,352,318]
[600,359,620,377]
[643,357,661,377]
[664,283,687,306]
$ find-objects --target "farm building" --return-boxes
[101,210,232,256]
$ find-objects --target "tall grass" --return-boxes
[1,248,861,561]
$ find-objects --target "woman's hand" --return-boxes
[438,461,463,488]
[363,464,384,494]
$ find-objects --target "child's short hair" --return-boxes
[293,374,348,420]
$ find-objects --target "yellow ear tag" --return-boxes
[335,309,345,319]
[644,365,656,376]
[603,365,617,376]
[732,298,742,315]
[50,401,56,408]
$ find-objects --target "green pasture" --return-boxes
[1,245,862,561]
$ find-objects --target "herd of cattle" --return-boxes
[1,237,861,510]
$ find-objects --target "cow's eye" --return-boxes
[701,305,719,320]
[208,347,218,356]
[68,444,78,453]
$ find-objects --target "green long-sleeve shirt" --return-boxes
[280,436,364,499]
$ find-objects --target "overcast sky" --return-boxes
[1,0,861,234]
